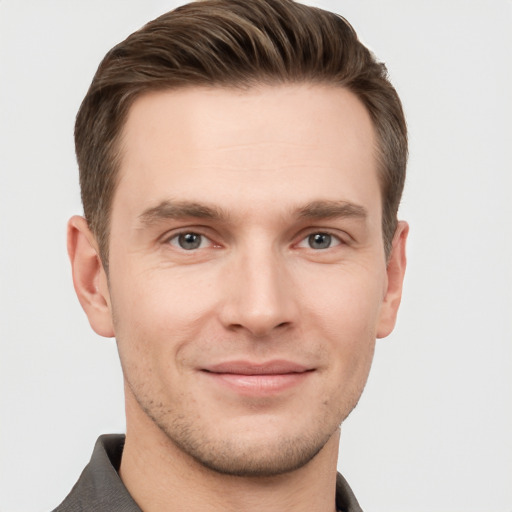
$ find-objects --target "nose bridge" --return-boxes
[220,236,296,336]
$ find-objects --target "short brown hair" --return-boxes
[75,0,407,266]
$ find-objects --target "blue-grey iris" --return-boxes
[308,233,332,249]
[179,233,202,250]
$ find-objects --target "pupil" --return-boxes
[309,233,331,249]
[179,233,201,250]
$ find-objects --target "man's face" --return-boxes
[91,85,406,476]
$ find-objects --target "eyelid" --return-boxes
[168,233,210,250]
[297,233,340,249]
[162,227,220,250]
[159,225,351,250]
[294,229,348,249]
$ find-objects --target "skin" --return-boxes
[68,84,408,512]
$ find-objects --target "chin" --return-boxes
[166,426,338,477]
[144,401,352,478]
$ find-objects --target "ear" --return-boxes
[67,215,115,337]
[376,221,409,339]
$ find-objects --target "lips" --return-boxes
[204,360,310,375]
[201,360,313,395]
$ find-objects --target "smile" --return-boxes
[201,360,314,396]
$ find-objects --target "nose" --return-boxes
[218,245,298,338]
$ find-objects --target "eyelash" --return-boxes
[166,231,217,251]
[296,231,343,250]
[165,230,345,251]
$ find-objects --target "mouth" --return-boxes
[200,360,314,396]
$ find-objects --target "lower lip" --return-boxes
[202,371,311,396]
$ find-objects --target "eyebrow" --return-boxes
[297,200,368,220]
[137,198,367,228]
[138,200,229,227]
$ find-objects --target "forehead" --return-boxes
[121,84,376,161]
[114,84,380,219]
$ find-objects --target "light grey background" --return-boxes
[1,1,511,511]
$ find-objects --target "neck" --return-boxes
[119,391,340,512]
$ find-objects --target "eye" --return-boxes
[168,232,210,250]
[298,232,341,250]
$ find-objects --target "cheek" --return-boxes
[299,264,385,335]
[109,265,220,370]
[298,267,383,381]
[115,262,218,324]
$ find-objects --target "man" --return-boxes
[56,0,408,510]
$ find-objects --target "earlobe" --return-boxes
[67,215,115,338]
[376,221,409,339]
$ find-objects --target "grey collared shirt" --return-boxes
[52,434,363,512]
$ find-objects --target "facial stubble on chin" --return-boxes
[129,383,364,478]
